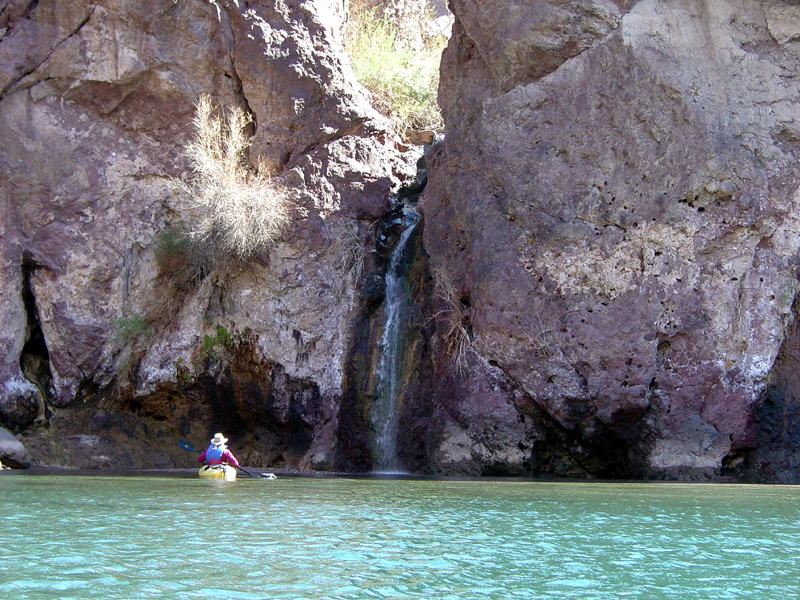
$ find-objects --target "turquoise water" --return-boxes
[1,475,799,599]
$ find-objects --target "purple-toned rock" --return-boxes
[0,426,31,468]
[0,0,417,470]
[422,0,800,479]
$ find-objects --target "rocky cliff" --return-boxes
[421,0,800,479]
[2,0,800,481]
[0,0,418,470]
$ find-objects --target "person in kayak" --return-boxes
[197,433,240,468]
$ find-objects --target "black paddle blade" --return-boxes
[178,440,198,453]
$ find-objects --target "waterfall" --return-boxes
[371,207,420,473]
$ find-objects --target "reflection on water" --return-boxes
[1,475,799,599]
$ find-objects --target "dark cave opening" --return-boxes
[19,255,54,409]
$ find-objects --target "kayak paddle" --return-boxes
[239,465,277,479]
[178,440,277,479]
[178,440,200,453]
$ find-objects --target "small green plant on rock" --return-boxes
[112,312,153,346]
[154,225,198,283]
[175,356,192,385]
[199,325,232,360]
[151,224,206,324]
[113,312,154,384]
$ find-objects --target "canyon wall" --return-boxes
[0,0,417,470]
[421,0,800,479]
[2,0,800,481]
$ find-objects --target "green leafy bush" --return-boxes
[154,225,201,291]
[345,2,446,134]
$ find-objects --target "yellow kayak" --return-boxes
[198,464,237,481]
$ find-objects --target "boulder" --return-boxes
[0,426,31,468]
[0,376,40,432]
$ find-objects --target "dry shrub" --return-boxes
[330,219,375,291]
[176,95,291,262]
[527,315,554,358]
[432,265,472,374]
[150,224,206,328]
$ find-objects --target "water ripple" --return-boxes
[1,477,800,598]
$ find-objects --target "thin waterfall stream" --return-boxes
[371,207,420,473]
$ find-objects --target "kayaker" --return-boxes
[197,433,240,468]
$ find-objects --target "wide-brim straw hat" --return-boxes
[210,433,228,446]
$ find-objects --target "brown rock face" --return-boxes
[422,0,800,479]
[4,0,800,481]
[0,0,417,469]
